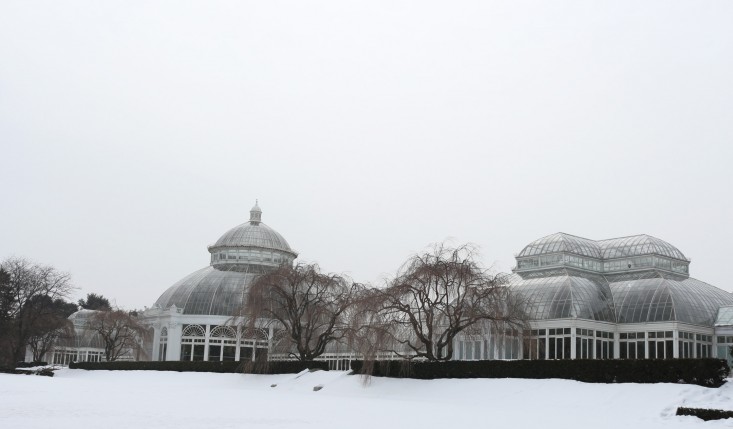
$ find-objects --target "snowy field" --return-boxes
[1,369,732,428]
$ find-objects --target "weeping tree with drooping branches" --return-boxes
[241,263,362,361]
[353,243,526,362]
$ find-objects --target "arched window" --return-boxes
[182,324,205,337]
[208,325,237,361]
[181,324,205,361]
[158,327,168,361]
[238,328,270,362]
[210,326,236,338]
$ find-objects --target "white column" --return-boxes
[151,326,161,361]
[203,324,211,361]
[234,326,241,361]
[570,329,577,359]
[167,322,182,361]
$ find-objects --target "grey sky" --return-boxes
[1,0,731,309]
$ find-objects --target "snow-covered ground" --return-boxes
[1,369,731,428]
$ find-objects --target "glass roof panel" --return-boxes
[509,272,615,322]
[517,233,602,259]
[211,221,295,254]
[599,235,687,261]
[609,275,733,325]
[154,266,255,316]
[715,306,733,326]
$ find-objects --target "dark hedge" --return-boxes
[676,407,733,421]
[350,359,729,387]
[15,361,48,368]
[69,360,328,374]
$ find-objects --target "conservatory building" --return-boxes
[36,309,138,365]
[143,205,733,364]
[140,202,297,362]
[457,233,733,362]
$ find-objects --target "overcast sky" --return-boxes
[1,0,731,309]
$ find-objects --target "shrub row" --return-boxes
[15,361,48,368]
[350,358,730,387]
[676,407,733,421]
[69,360,329,374]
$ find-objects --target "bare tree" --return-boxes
[359,243,525,362]
[86,309,149,361]
[240,263,361,361]
[0,257,75,366]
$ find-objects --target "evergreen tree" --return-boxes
[78,293,112,311]
[0,268,12,322]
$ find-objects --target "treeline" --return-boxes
[0,256,131,368]
[0,258,77,367]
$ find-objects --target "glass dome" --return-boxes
[154,202,297,315]
[211,222,294,252]
[208,202,297,256]
[154,266,258,316]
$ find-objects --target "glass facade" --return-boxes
[511,233,733,327]
[178,324,267,362]
[451,232,733,362]
[148,210,733,365]
[646,331,673,359]
[716,335,733,366]
[522,329,547,360]
[679,332,694,358]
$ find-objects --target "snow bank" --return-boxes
[0,369,730,428]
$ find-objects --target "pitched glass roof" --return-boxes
[609,275,733,325]
[510,270,733,326]
[517,233,602,258]
[598,235,687,260]
[517,233,688,261]
[508,271,616,322]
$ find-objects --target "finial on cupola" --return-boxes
[249,200,262,224]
